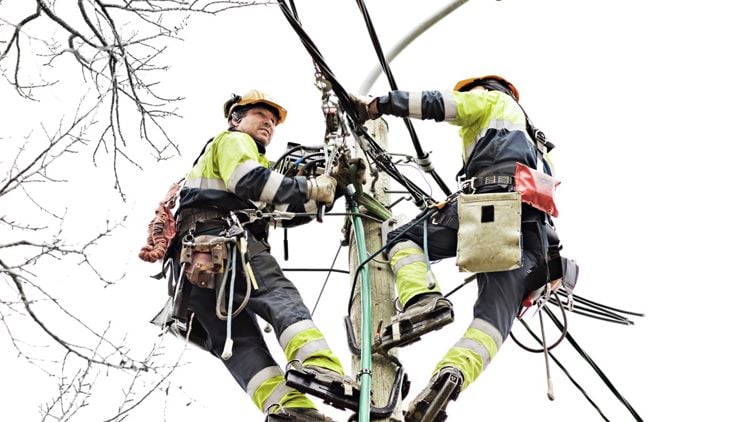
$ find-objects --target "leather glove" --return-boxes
[307,174,337,207]
[331,157,367,187]
[350,93,380,124]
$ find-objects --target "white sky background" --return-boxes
[2,0,750,421]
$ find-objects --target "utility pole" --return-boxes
[349,118,402,421]
[349,6,469,417]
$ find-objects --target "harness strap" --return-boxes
[177,208,227,230]
[460,174,514,194]
[178,207,270,241]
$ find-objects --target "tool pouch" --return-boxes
[456,192,522,273]
[179,235,228,289]
[514,162,560,217]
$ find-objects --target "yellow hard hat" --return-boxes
[453,74,519,100]
[223,89,287,124]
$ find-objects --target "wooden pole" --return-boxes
[349,118,402,421]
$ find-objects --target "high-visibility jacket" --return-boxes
[374,89,551,178]
[178,129,318,227]
[377,89,557,390]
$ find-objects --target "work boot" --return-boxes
[284,361,361,413]
[373,293,454,353]
[400,293,452,322]
[405,367,464,422]
[266,406,336,421]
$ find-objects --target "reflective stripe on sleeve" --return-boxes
[408,92,422,118]
[259,171,284,203]
[227,160,263,192]
[442,91,457,121]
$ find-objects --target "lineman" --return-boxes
[352,75,564,421]
[167,89,357,421]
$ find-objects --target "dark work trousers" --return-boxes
[175,224,313,390]
[385,198,547,340]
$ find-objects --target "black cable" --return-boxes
[509,297,568,353]
[360,132,434,207]
[282,268,349,275]
[544,307,644,421]
[311,242,345,316]
[516,318,611,422]
[354,0,452,196]
[550,304,634,325]
[563,290,646,318]
[272,144,325,172]
[548,297,635,325]
[289,0,299,19]
[345,203,446,313]
[277,0,436,208]
[277,1,358,118]
[444,274,476,299]
[279,0,435,207]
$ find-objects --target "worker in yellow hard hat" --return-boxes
[160,89,356,422]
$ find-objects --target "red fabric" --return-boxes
[514,162,560,217]
[138,182,181,263]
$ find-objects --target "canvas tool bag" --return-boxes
[456,191,522,273]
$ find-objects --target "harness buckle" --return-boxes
[460,177,477,194]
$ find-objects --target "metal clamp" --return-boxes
[460,177,477,194]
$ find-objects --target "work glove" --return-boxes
[331,157,368,198]
[349,93,380,125]
[307,174,337,207]
[332,157,367,187]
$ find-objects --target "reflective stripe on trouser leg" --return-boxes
[433,318,503,390]
[247,365,316,412]
[279,319,344,375]
[387,240,441,307]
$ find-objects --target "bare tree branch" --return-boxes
[1,1,274,418]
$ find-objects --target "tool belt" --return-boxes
[461,164,560,217]
[175,207,271,286]
[177,207,269,241]
[177,208,228,233]
[460,174,514,194]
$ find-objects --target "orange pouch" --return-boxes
[514,162,560,217]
